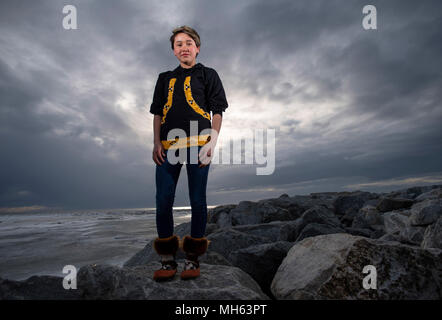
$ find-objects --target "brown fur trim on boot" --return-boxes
[182,236,209,257]
[153,235,179,256]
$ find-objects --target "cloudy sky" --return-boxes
[1,0,441,211]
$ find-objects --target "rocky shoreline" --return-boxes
[1,185,441,299]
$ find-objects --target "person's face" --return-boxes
[173,32,200,67]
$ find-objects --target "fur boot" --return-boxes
[152,235,179,281]
[180,235,209,280]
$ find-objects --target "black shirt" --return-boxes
[149,62,228,150]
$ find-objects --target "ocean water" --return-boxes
[0,207,207,281]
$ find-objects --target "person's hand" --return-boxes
[198,141,216,168]
[153,142,166,165]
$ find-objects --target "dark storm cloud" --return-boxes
[0,0,441,210]
[0,0,148,209]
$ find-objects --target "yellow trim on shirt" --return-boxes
[161,78,177,125]
[184,76,211,121]
[161,134,211,150]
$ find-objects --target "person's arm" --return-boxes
[199,69,228,167]
[153,115,162,144]
[211,113,222,144]
[153,115,165,165]
[150,73,166,165]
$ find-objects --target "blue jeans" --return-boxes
[155,145,210,239]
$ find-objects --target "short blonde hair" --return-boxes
[170,25,201,57]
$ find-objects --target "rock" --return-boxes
[229,241,294,298]
[0,275,81,300]
[309,192,342,201]
[409,199,442,226]
[207,229,272,261]
[345,227,373,238]
[208,204,236,227]
[257,198,304,222]
[384,185,442,200]
[378,233,400,242]
[398,225,426,246]
[351,206,384,230]
[415,188,442,202]
[215,212,232,229]
[205,223,219,235]
[296,223,346,242]
[421,218,442,250]
[174,221,218,237]
[230,201,264,226]
[333,191,378,219]
[174,222,191,237]
[361,206,384,225]
[271,233,442,299]
[76,263,270,300]
[290,195,335,213]
[376,197,414,213]
[230,221,289,242]
[263,193,297,210]
[300,205,342,228]
[255,203,292,223]
[279,219,305,242]
[203,251,233,266]
[383,211,410,234]
[261,206,294,223]
[4,184,442,301]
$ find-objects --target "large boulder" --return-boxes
[0,263,270,300]
[229,221,290,242]
[384,185,442,201]
[296,223,346,242]
[376,197,414,213]
[210,194,340,229]
[344,227,374,238]
[290,194,336,212]
[229,241,294,298]
[208,204,236,228]
[0,275,81,300]
[279,219,305,242]
[409,199,442,226]
[414,188,442,202]
[300,205,342,229]
[230,201,264,226]
[77,263,270,300]
[207,229,272,261]
[398,225,426,246]
[333,191,378,216]
[421,217,442,250]
[352,205,383,228]
[383,211,410,235]
[257,196,304,222]
[271,233,442,299]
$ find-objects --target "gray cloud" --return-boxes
[0,0,441,210]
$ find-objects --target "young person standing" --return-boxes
[149,26,228,281]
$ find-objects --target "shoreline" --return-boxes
[0,208,192,281]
